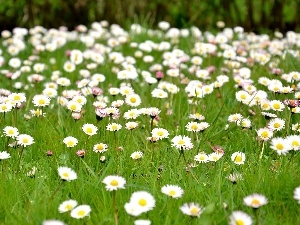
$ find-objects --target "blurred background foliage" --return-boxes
[0,0,299,32]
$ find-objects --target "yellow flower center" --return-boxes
[65,204,73,210]
[39,99,45,105]
[157,131,164,136]
[138,199,147,206]
[1,105,7,110]
[178,140,185,145]
[190,207,199,215]
[130,97,136,103]
[251,198,260,206]
[236,220,244,225]
[274,123,280,128]
[273,103,280,109]
[8,130,14,134]
[235,155,242,162]
[86,127,93,134]
[111,124,118,130]
[169,190,176,196]
[14,95,21,101]
[97,144,104,150]
[276,143,284,150]
[199,155,205,160]
[63,172,69,178]
[261,131,269,138]
[110,180,118,186]
[67,141,74,146]
[292,141,299,147]
[70,105,77,110]
[23,138,28,143]
[241,94,246,99]
[77,210,85,216]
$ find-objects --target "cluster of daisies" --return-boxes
[0,19,299,225]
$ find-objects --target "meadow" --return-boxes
[0,22,300,225]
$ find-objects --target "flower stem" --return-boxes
[16,146,25,173]
[259,141,265,160]
[49,181,64,200]
[113,191,118,225]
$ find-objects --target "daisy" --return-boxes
[144,107,161,118]
[125,121,139,130]
[57,167,77,181]
[256,127,273,141]
[194,152,209,163]
[0,151,11,160]
[186,121,201,132]
[67,101,82,112]
[231,152,246,165]
[208,152,223,162]
[124,202,144,217]
[286,135,300,150]
[270,137,291,155]
[151,128,169,140]
[63,61,76,73]
[58,199,78,213]
[171,135,194,150]
[124,109,140,119]
[8,92,26,104]
[3,126,19,138]
[227,172,243,184]
[106,123,122,132]
[125,93,142,107]
[42,88,58,98]
[128,191,156,213]
[0,102,13,113]
[294,186,300,203]
[93,143,108,153]
[134,220,151,225]
[42,220,65,225]
[199,122,210,131]
[108,87,120,96]
[63,136,78,148]
[161,184,184,198]
[270,100,285,111]
[189,113,205,121]
[56,77,71,87]
[70,205,91,219]
[229,211,252,225]
[243,193,268,208]
[32,95,50,107]
[261,112,277,119]
[228,113,243,123]
[237,118,252,128]
[151,88,168,98]
[120,86,134,96]
[180,202,204,217]
[130,151,143,160]
[82,123,98,136]
[102,175,126,191]
[72,95,87,105]
[268,118,285,131]
[17,134,34,147]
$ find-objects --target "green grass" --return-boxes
[0,24,299,225]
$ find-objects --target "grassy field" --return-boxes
[0,23,300,225]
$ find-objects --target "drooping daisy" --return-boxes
[229,211,252,225]
[151,128,169,140]
[82,123,98,136]
[102,175,126,191]
[63,136,78,148]
[125,93,142,107]
[180,202,204,217]
[237,118,252,128]
[70,205,91,219]
[130,151,143,160]
[286,135,300,151]
[171,135,194,150]
[256,127,273,141]
[194,152,209,163]
[3,126,19,138]
[125,121,139,130]
[124,202,144,217]
[57,167,77,181]
[189,113,205,121]
[58,199,78,213]
[144,107,161,118]
[161,184,184,198]
[17,134,34,147]
[243,193,268,208]
[106,123,122,132]
[267,118,285,131]
[228,113,243,123]
[270,137,291,155]
[231,152,246,165]
[127,191,156,213]
[208,152,223,162]
[93,143,108,153]
[0,151,11,160]
[32,95,51,107]
[227,172,243,184]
